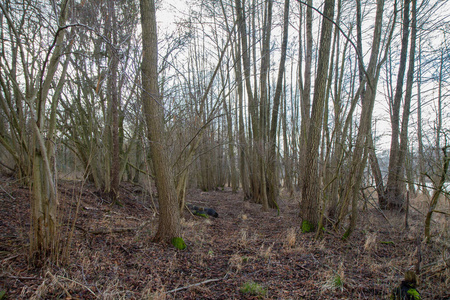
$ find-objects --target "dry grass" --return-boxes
[321,263,346,293]
[228,253,244,273]
[364,231,378,252]
[141,284,166,300]
[284,227,297,249]
[258,242,274,261]
[238,228,248,247]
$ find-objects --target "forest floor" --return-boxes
[0,175,449,299]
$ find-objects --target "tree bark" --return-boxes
[385,0,411,209]
[29,0,70,264]
[424,146,449,243]
[340,0,391,238]
[107,0,121,203]
[300,0,335,232]
[416,37,428,196]
[299,0,313,194]
[267,0,289,211]
[140,0,181,242]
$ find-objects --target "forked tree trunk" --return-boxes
[300,0,335,232]
[341,0,392,239]
[385,0,411,209]
[30,0,70,264]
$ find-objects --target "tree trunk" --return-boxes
[424,146,449,243]
[416,37,428,196]
[397,0,417,199]
[140,0,180,242]
[299,0,313,194]
[267,0,289,211]
[233,32,250,199]
[300,0,335,232]
[107,0,121,203]
[340,0,391,238]
[385,0,411,209]
[29,0,70,264]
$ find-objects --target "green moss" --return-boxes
[0,290,5,300]
[407,288,421,300]
[380,241,395,245]
[193,211,209,218]
[171,237,186,250]
[301,220,314,233]
[240,281,267,297]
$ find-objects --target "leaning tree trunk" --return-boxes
[140,0,180,243]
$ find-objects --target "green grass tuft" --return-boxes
[240,281,267,297]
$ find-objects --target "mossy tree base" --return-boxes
[301,220,314,233]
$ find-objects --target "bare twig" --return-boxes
[0,185,15,200]
[47,271,72,299]
[56,275,99,299]
[0,274,37,280]
[166,273,229,294]
[1,254,20,263]
[76,220,151,235]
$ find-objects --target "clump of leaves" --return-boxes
[171,237,186,250]
[240,281,267,297]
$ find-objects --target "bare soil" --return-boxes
[0,175,449,299]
